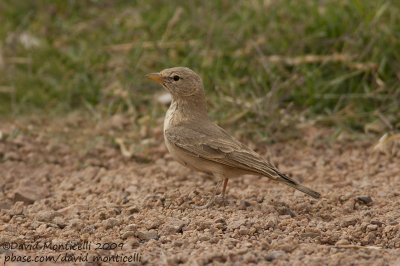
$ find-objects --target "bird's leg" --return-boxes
[222,178,229,199]
[219,178,229,206]
[192,179,222,209]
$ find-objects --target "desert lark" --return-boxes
[146,67,320,208]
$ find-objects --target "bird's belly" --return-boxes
[164,137,197,168]
[164,137,188,166]
[164,136,243,177]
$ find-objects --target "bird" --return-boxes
[146,67,321,208]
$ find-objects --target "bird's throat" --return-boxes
[166,97,208,127]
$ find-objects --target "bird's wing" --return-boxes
[165,123,279,178]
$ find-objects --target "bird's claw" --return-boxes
[191,196,216,209]
[191,195,228,209]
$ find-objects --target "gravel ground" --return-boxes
[0,114,399,266]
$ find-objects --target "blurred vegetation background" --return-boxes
[0,0,399,141]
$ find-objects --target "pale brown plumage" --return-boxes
[146,67,321,205]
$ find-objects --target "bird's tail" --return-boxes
[274,170,321,199]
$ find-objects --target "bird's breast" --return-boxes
[163,101,185,164]
[164,101,178,132]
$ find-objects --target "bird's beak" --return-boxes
[146,73,163,84]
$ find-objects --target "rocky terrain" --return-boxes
[0,114,399,265]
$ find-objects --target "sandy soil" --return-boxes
[0,114,399,266]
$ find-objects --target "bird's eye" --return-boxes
[173,75,180,81]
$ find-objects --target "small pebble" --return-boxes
[367,224,378,231]
[265,250,285,262]
[356,196,373,205]
[121,231,135,239]
[136,230,159,241]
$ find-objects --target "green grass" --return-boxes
[0,0,399,140]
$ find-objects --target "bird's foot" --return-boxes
[214,195,228,207]
[190,180,223,209]
[191,195,216,209]
[192,195,228,209]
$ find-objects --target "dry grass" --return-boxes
[0,0,399,141]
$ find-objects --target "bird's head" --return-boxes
[146,67,204,99]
